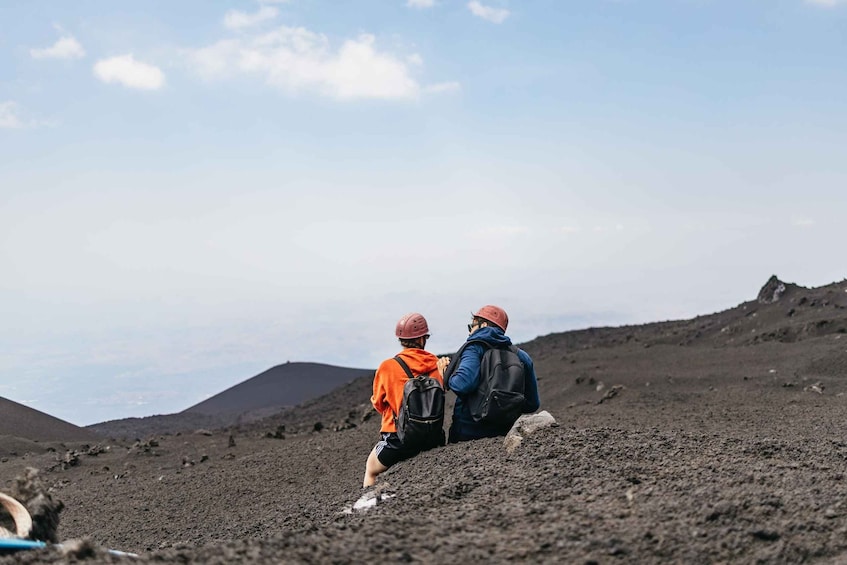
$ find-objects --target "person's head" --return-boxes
[468,305,509,334]
[395,312,430,349]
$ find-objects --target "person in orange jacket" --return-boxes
[363,312,444,487]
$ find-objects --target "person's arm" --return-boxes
[370,367,389,414]
[520,351,541,413]
[436,356,450,381]
[447,344,484,395]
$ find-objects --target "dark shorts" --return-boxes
[374,432,422,468]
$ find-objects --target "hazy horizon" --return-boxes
[1,275,838,427]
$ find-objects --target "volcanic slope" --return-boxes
[182,362,374,418]
[88,362,374,439]
[0,397,99,458]
[3,276,847,563]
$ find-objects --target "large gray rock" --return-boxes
[503,410,557,454]
[757,275,786,304]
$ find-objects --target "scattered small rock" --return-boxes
[266,426,286,439]
[62,451,80,469]
[133,439,159,453]
[804,382,825,394]
[598,385,624,404]
[85,445,108,457]
[342,483,396,514]
[750,529,780,541]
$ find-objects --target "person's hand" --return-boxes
[437,356,450,374]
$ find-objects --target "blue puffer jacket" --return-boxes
[445,326,540,442]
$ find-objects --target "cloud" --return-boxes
[0,101,53,129]
[408,0,436,8]
[473,226,529,238]
[424,81,461,94]
[592,224,625,233]
[556,226,581,234]
[188,27,421,100]
[467,1,510,23]
[30,36,86,60]
[791,217,815,227]
[0,101,24,129]
[223,6,279,30]
[93,55,166,90]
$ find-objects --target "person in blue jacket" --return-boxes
[437,305,540,443]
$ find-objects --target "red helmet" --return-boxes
[395,312,430,339]
[474,305,508,331]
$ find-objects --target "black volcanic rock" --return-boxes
[757,274,787,304]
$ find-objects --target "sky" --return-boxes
[1,0,846,426]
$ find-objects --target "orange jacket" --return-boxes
[371,348,443,433]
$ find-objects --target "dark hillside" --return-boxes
[182,362,374,417]
[524,275,847,354]
[87,362,374,438]
[0,397,99,457]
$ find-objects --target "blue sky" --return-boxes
[1,0,845,426]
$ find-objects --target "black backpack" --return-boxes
[392,357,446,449]
[454,342,527,426]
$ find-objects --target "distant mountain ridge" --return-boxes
[522,275,847,353]
[182,362,374,417]
[88,362,375,438]
[0,396,99,456]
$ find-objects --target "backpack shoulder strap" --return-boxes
[390,357,413,423]
[442,340,492,388]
